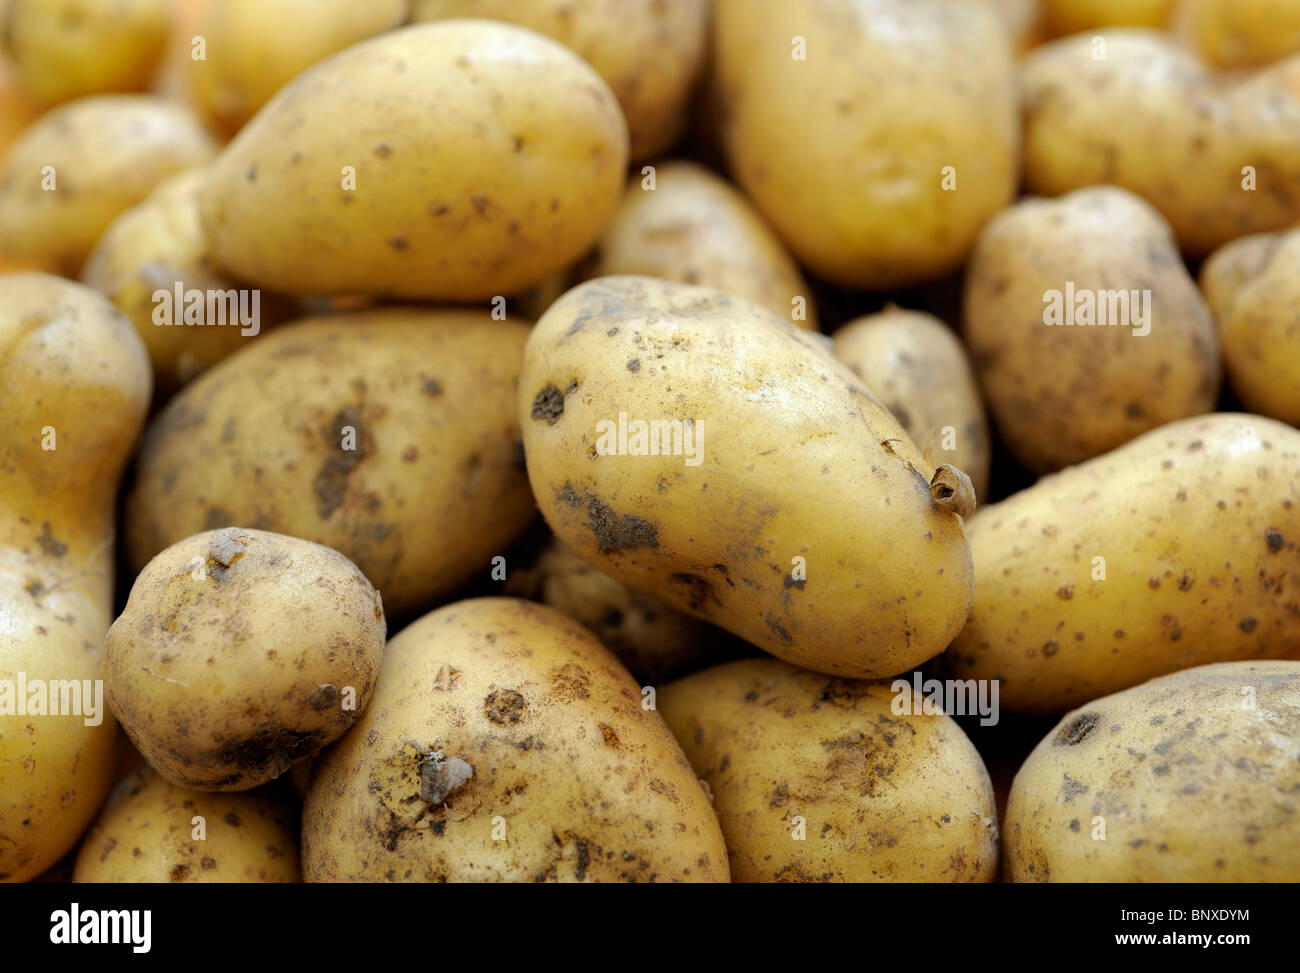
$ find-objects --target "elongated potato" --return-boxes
[660,659,998,882]
[944,414,1300,714]
[126,309,536,619]
[303,597,729,882]
[200,20,628,301]
[589,160,817,331]
[1005,661,1300,882]
[519,276,974,679]
[964,187,1219,473]
[833,307,990,501]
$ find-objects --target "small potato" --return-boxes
[303,597,729,882]
[1188,0,1300,69]
[0,95,216,274]
[589,160,817,331]
[3,0,170,105]
[944,414,1300,714]
[200,20,629,301]
[83,168,293,398]
[659,659,998,882]
[1005,661,1300,882]
[104,527,386,791]
[188,0,407,136]
[833,307,990,501]
[73,767,300,882]
[412,0,709,160]
[963,186,1219,472]
[1040,0,1174,36]
[1200,229,1300,425]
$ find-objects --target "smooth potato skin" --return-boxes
[519,276,973,679]
[1040,0,1173,35]
[590,161,817,331]
[945,414,1300,714]
[0,275,151,882]
[964,187,1219,472]
[200,20,629,301]
[303,597,729,882]
[833,308,989,501]
[1005,662,1300,882]
[73,768,300,882]
[713,0,1017,288]
[1190,0,1300,69]
[125,310,535,619]
[0,95,216,274]
[412,0,708,160]
[659,659,998,882]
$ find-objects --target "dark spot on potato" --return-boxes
[531,384,564,424]
[582,494,659,552]
[1056,585,1074,600]
[1042,640,1060,657]
[218,727,319,777]
[627,358,640,372]
[422,377,442,397]
[313,407,367,519]
[1266,528,1285,552]
[36,523,66,558]
[224,812,241,827]
[765,616,793,644]
[783,575,806,590]
[1054,712,1099,746]
[245,165,257,183]
[484,689,526,725]
[374,142,392,158]
[169,863,190,881]
[1059,774,1089,801]
[1239,617,1258,633]
[308,684,339,711]
[599,724,619,747]
[387,236,409,251]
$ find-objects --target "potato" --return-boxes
[1005,661,1300,882]
[520,276,974,679]
[126,309,536,619]
[0,95,216,274]
[303,597,729,882]
[832,307,990,501]
[3,0,170,105]
[412,1,707,160]
[963,187,1219,473]
[0,54,39,161]
[588,160,817,331]
[1188,0,1300,69]
[0,274,151,882]
[712,0,1017,289]
[1021,30,1300,256]
[973,0,1042,51]
[83,168,294,398]
[659,658,998,882]
[104,527,385,790]
[73,767,300,882]
[944,414,1300,714]
[188,0,407,136]
[199,20,628,301]
[1040,0,1174,35]
[1200,229,1300,425]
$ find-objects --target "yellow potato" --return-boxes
[73,767,300,882]
[589,160,817,331]
[105,528,386,791]
[303,597,729,882]
[0,274,151,882]
[412,0,708,160]
[1200,229,1300,425]
[713,0,1017,288]
[188,0,408,136]
[1005,661,1300,882]
[126,309,536,619]
[3,0,170,105]
[1041,0,1174,35]
[832,307,990,501]
[0,54,40,162]
[1188,0,1300,69]
[0,95,216,274]
[520,276,974,679]
[963,186,1219,472]
[199,20,628,301]
[659,658,999,882]
[945,414,1300,714]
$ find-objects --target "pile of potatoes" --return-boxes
[1,0,1298,885]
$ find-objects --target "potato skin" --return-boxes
[412,0,708,160]
[188,0,407,136]
[519,276,973,679]
[1200,229,1300,425]
[0,274,151,882]
[1189,0,1300,69]
[944,414,1300,714]
[1005,661,1300,882]
[1040,0,1173,35]
[303,597,728,882]
[199,20,628,301]
[73,768,300,882]
[659,659,998,882]
[963,187,1219,472]
[125,309,535,619]
[833,308,990,501]
[589,160,817,331]
[105,528,386,791]
[713,0,1017,289]
[0,95,216,274]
